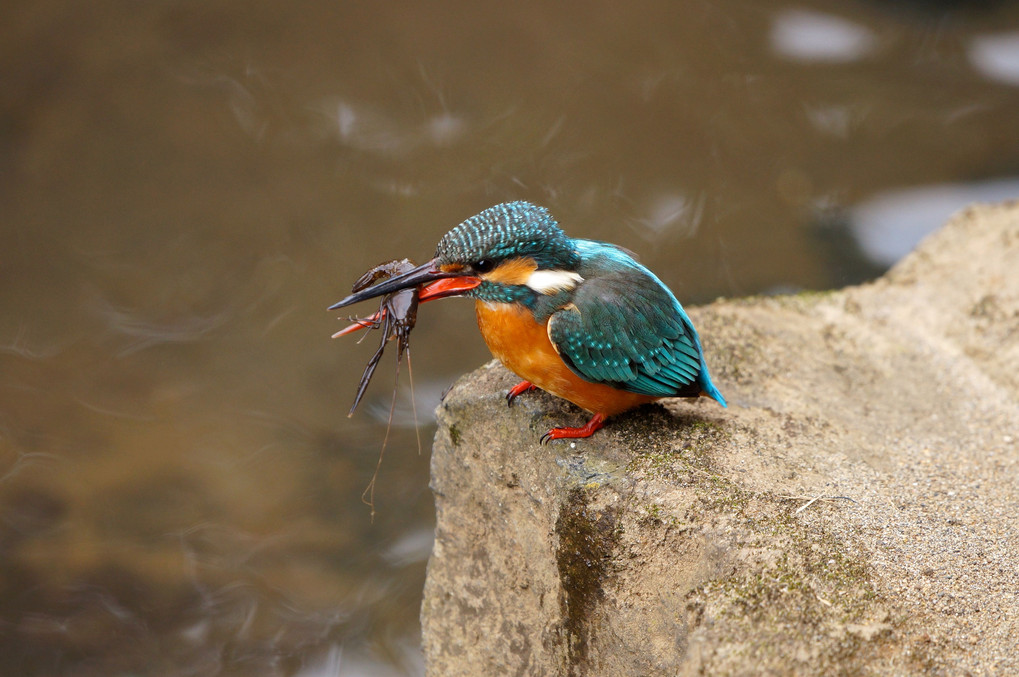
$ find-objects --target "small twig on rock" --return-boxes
[778,494,858,514]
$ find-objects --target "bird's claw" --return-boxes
[539,427,580,445]
[540,427,578,445]
[506,380,536,407]
[538,413,607,445]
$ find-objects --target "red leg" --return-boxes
[540,413,607,444]
[506,380,536,406]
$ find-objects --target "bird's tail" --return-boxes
[699,363,727,408]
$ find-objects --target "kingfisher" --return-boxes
[329,201,726,442]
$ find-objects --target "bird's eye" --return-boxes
[473,259,495,273]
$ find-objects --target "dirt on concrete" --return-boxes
[421,202,1019,676]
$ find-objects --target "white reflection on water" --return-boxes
[770,9,878,63]
[426,112,466,146]
[297,640,424,677]
[803,103,860,139]
[850,177,1019,266]
[321,99,467,156]
[93,295,228,356]
[0,447,60,485]
[383,527,434,568]
[0,326,67,361]
[969,32,1019,87]
[172,69,275,142]
[628,192,705,243]
[360,380,449,427]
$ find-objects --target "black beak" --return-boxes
[327,258,457,310]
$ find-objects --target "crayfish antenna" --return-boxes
[361,335,413,522]
[406,349,422,455]
[360,366,398,524]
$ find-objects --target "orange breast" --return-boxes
[475,301,656,416]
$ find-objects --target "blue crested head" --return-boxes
[434,202,580,271]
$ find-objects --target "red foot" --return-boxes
[506,380,536,406]
[540,413,607,445]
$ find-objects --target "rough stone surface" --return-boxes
[421,202,1019,676]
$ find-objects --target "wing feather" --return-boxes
[547,263,705,398]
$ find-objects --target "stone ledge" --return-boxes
[422,202,1019,676]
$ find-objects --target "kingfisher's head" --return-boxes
[329,202,583,311]
[432,202,581,304]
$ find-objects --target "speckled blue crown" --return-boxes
[435,201,577,268]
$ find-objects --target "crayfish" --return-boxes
[332,259,422,519]
[334,258,420,416]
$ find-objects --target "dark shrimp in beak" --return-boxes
[336,259,420,416]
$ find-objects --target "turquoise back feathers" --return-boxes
[560,240,727,407]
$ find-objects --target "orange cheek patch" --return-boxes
[484,257,537,285]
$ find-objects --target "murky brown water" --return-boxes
[3,0,1019,674]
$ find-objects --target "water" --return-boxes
[3,0,1019,674]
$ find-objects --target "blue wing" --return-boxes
[546,242,726,404]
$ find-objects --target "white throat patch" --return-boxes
[525,269,584,294]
